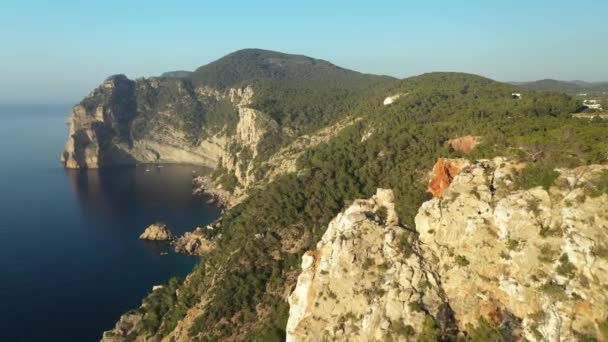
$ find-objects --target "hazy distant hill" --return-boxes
[513,78,608,93]
[160,70,192,78]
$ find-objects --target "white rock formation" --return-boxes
[287,189,447,341]
[416,158,608,341]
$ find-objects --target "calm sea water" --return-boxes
[0,105,220,341]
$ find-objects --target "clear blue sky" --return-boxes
[1,0,607,104]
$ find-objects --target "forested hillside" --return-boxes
[106,72,608,341]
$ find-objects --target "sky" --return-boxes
[1,0,607,105]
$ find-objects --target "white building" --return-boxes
[512,93,522,99]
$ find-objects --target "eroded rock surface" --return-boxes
[288,159,608,341]
[416,158,608,341]
[286,189,451,342]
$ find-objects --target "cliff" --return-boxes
[62,49,394,206]
[286,189,453,341]
[287,159,608,341]
[61,76,273,172]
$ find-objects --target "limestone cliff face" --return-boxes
[286,189,453,341]
[288,159,608,341]
[416,158,608,341]
[62,75,276,174]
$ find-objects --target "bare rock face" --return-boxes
[139,223,174,241]
[286,189,450,342]
[61,76,276,173]
[288,160,608,341]
[416,158,608,341]
[172,229,216,256]
[428,158,469,198]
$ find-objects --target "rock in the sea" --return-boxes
[139,223,174,241]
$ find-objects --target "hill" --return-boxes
[188,48,394,89]
[514,78,608,93]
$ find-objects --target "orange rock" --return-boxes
[448,135,479,154]
[428,159,464,198]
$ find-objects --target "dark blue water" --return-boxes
[0,105,221,341]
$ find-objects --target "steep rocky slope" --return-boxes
[287,159,608,341]
[286,189,452,341]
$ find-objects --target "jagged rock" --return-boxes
[286,188,446,342]
[173,231,216,256]
[288,160,608,341]
[416,158,608,341]
[428,158,468,198]
[139,223,174,241]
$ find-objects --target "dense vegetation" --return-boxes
[191,49,396,152]
[129,73,608,341]
[189,49,394,90]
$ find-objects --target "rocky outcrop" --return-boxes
[139,223,174,241]
[101,312,144,342]
[288,159,608,341]
[172,228,216,256]
[286,189,451,341]
[416,158,608,341]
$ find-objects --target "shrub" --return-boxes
[540,280,567,299]
[466,316,501,341]
[507,239,519,250]
[392,321,416,337]
[513,165,560,190]
[456,255,470,267]
[583,170,608,198]
[556,254,576,278]
[538,244,559,263]
[419,316,440,342]
[397,233,414,258]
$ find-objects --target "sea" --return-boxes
[0,105,220,341]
